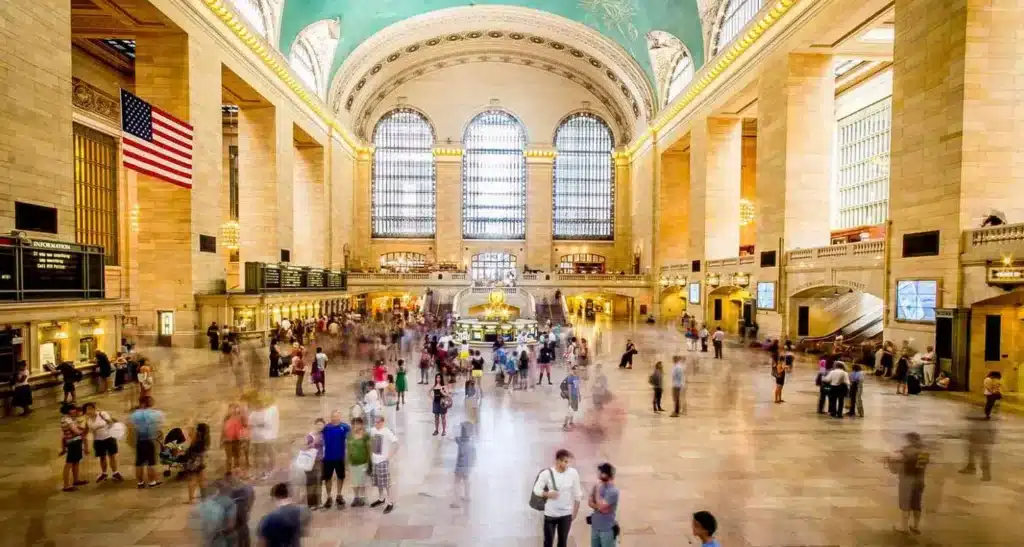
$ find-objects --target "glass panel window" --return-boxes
[835,97,892,230]
[553,113,615,240]
[713,0,766,55]
[372,109,436,238]
[471,252,517,281]
[463,110,528,240]
[666,52,694,104]
[380,252,427,272]
[290,40,320,96]
[230,0,268,37]
[73,123,119,265]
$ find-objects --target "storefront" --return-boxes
[196,292,352,341]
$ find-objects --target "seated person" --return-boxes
[934,371,952,390]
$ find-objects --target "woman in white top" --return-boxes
[247,398,279,480]
[83,402,123,482]
[825,363,851,418]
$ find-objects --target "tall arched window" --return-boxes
[229,0,270,38]
[372,109,436,238]
[288,19,339,98]
[290,40,320,96]
[462,110,528,240]
[666,52,694,104]
[553,113,615,240]
[471,252,517,281]
[712,0,766,56]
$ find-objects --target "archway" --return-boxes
[968,290,1024,394]
[706,286,751,335]
[788,285,883,347]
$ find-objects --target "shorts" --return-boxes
[63,383,76,395]
[348,463,369,487]
[518,368,528,379]
[322,459,346,482]
[135,439,157,467]
[372,461,391,489]
[93,437,118,458]
[375,381,387,390]
[65,439,84,464]
[775,376,786,387]
[899,480,925,512]
[472,369,483,379]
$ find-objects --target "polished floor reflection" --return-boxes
[3,321,1024,547]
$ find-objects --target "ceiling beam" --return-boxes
[72,39,134,74]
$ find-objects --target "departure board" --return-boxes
[0,238,105,301]
[245,262,347,293]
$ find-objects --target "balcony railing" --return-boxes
[966,223,1024,248]
[786,240,886,263]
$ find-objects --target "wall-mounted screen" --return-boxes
[756,282,776,310]
[688,282,701,304]
[896,279,938,322]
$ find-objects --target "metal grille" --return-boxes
[835,97,891,229]
[462,110,528,240]
[713,0,765,55]
[553,113,614,240]
[372,109,436,238]
[471,252,517,281]
[73,123,118,265]
[229,145,239,220]
[380,252,426,272]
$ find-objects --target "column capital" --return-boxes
[433,147,464,163]
[525,148,556,164]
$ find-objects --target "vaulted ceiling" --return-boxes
[278,0,705,86]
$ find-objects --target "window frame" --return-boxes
[371,108,437,239]
[834,97,892,230]
[712,0,766,56]
[72,122,119,266]
[552,112,615,241]
[462,110,528,240]
[470,252,518,281]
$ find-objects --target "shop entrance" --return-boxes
[968,291,1024,394]
[157,311,174,347]
[707,286,751,335]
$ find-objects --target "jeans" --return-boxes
[672,386,684,415]
[847,382,864,417]
[543,515,572,547]
[713,340,723,358]
[295,371,305,395]
[652,388,663,411]
[985,393,1001,418]
[591,529,617,547]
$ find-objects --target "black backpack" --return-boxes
[559,377,570,399]
[529,468,557,511]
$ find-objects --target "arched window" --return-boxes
[559,253,607,274]
[229,0,270,38]
[471,252,517,281]
[379,252,427,272]
[290,40,320,96]
[288,19,339,98]
[553,113,615,240]
[372,109,436,238]
[712,0,766,56]
[666,52,694,104]
[462,110,528,240]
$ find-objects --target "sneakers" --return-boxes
[147,481,162,488]
[73,480,89,486]
[336,496,346,509]
[370,499,385,508]
[351,497,366,507]
[62,486,78,492]
[383,503,394,514]
[96,473,108,483]
[322,499,333,509]
[112,472,124,482]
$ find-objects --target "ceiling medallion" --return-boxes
[509,33,524,40]
[488,31,504,38]
[569,49,584,58]
[355,78,366,90]
[446,34,463,41]
[370,64,382,74]
[387,53,401,62]
[589,58,602,68]
[605,70,617,82]
[426,38,441,46]
[467,31,483,39]
[529,36,545,44]
[550,42,565,50]
[405,45,420,53]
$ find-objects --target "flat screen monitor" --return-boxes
[756,282,776,310]
[896,280,938,322]
[688,282,701,304]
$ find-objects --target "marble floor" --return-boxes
[3,321,1024,547]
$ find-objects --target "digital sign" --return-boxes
[0,238,104,301]
[756,282,776,310]
[987,266,1024,286]
[896,279,938,322]
[245,262,347,294]
[688,282,701,304]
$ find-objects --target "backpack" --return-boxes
[559,377,570,400]
[529,468,558,511]
[73,368,84,382]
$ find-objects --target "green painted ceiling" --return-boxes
[278,0,704,87]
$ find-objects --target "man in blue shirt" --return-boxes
[692,510,720,547]
[562,367,581,431]
[128,396,163,488]
[320,410,351,509]
[588,462,620,547]
[671,355,686,417]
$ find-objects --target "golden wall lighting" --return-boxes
[129,203,140,233]
[220,220,241,250]
[739,199,755,227]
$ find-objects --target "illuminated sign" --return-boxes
[733,273,750,287]
[987,266,1024,286]
[706,273,721,288]
[245,262,348,293]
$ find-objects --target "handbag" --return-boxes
[108,422,127,441]
[294,448,318,472]
[529,468,557,511]
[440,395,454,410]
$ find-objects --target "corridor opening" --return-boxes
[565,292,633,321]
[968,291,1024,395]
[788,286,882,348]
[707,286,752,335]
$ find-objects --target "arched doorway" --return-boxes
[788,285,883,347]
[968,291,1024,394]
[706,286,752,335]
[471,252,517,281]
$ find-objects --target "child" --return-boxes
[692,511,720,547]
[395,360,408,410]
[346,417,372,507]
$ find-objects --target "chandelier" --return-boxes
[739,199,755,227]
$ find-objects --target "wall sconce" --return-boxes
[220,221,241,250]
[739,199,755,227]
[129,204,140,233]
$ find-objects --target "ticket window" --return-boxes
[77,319,106,362]
[234,308,256,331]
[0,328,25,383]
[157,311,174,347]
[39,322,70,371]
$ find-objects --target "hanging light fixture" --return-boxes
[739,199,755,227]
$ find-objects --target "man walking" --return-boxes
[128,395,163,489]
[533,449,583,547]
[257,483,310,547]
[561,367,581,431]
[712,327,725,359]
[671,355,686,417]
[587,462,620,547]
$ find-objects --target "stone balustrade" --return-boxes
[786,240,886,264]
[965,223,1024,247]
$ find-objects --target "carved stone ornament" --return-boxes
[72,77,121,124]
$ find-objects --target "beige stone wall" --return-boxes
[968,304,1024,394]
[526,157,555,270]
[329,139,355,269]
[72,46,133,96]
[293,143,327,267]
[630,144,655,273]
[0,0,74,238]
[690,117,742,261]
[658,151,690,267]
[237,106,280,264]
[740,136,757,247]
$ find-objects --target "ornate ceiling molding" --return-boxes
[352,50,635,145]
[328,5,655,128]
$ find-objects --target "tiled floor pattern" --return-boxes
[2,322,1024,547]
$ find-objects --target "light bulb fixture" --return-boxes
[739,199,755,227]
[220,221,241,250]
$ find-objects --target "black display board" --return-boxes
[245,262,347,294]
[0,237,104,301]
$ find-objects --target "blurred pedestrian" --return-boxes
[587,462,620,547]
[983,371,1002,419]
[257,483,310,547]
[451,421,476,508]
[959,416,995,481]
[886,432,929,535]
[649,361,665,413]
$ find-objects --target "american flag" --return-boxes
[120,89,193,189]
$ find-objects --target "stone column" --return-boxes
[434,149,463,265]
[0,0,73,236]
[755,53,834,253]
[526,149,555,270]
[133,33,222,346]
[237,106,279,264]
[328,137,355,269]
[613,153,632,271]
[657,149,690,267]
[755,53,834,339]
[887,0,1024,344]
[276,113,295,261]
[350,147,372,269]
[689,117,742,261]
[293,142,326,267]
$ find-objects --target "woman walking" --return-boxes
[84,402,123,482]
[451,421,476,508]
[419,348,432,385]
[11,361,32,415]
[395,360,408,410]
[649,362,665,412]
[184,423,210,503]
[984,371,1002,419]
[430,373,451,436]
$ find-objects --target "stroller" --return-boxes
[159,427,188,478]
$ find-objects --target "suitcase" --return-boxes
[907,374,922,395]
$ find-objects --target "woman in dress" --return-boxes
[395,360,408,410]
[894,355,910,395]
[184,422,210,503]
[11,361,32,415]
[430,373,451,436]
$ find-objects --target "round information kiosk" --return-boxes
[454,289,538,346]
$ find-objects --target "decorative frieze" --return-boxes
[71,77,120,124]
